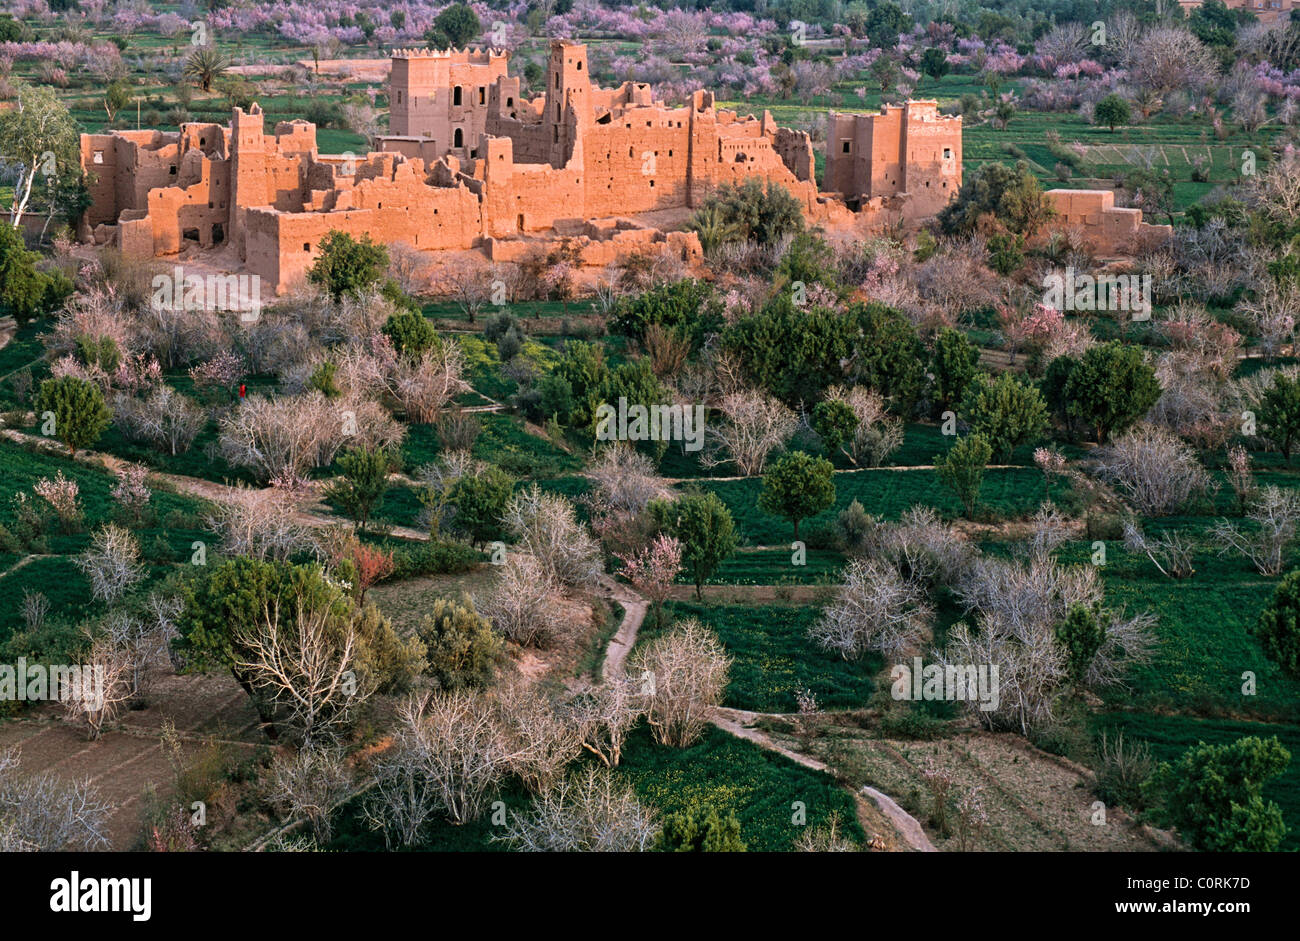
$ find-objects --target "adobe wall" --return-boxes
[1040,189,1173,254]
[389,47,510,154]
[824,101,960,216]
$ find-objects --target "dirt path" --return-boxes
[711,707,935,852]
[593,573,648,680]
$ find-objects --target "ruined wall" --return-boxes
[1040,189,1173,254]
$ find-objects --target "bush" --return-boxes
[1146,736,1291,851]
[1256,569,1300,679]
[935,434,992,518]
[961,372,1048,462]
[653,803,745,852]
[416,598,503,691]
[388,540,483,580]
[34,375,111,455]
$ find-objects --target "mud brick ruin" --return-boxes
[78,40,1168,294]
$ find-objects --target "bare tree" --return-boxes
[378,690,509,827]
[268,747,353,844]
[74,523,144,604]
[495,766,659,852]
[386,242,429,296]
[234,599,370,747]
[1123,519,1196,579]
[112,386,205,456]
[945,556,1154,733]
[206,488,310,562]
[877,506,974,588]
[503,485,604,588]
[493,680,584,794]
[568,677,644,768]
[1124,27,1218,98]
[438,265,496,324]
[0,749,111,851]
[1092,424,1215,516]
[628,618,730,748]
[217,392,402,484]
[390,344,469,424]
[101,609,170,706]
[585,444,671,516]
[476,554,564,648]
[702,387,798,476]
[61,634,133,741]
[1211,486,1300,575]
[823,384,903,466]
[811,558,933,661]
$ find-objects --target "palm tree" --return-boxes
[687,204,740,256]
[183,46,230,93]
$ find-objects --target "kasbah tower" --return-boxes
[76,40,1169,294]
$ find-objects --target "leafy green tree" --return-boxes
[595,358,672,458]
[961,372,1049,461]
[864,1,911,47]
[0,15,22,43]
[986,231,1024,275]
[308,230,389,301]
[1055,603,1107,688]
[34,375,111,455]
[1061,341,1161,442]
[103,79,132,123]
[690,178,804,248]
[326,445,392,531]
[75,335,120,374]
[1040,353,1080,437]
[382,309,439,360]
[551,340,608,426]
[0,226,71,325]
[174,558,351,737]
[609,279,717,341]
[425,3,481,48]
[722,300,856,407]
[1188,0,1240,49]
[776,231,838,291]
[1259,370,1300,465]
[309,360,341,399]
[919,47,950,85]
[936,160,1052,238]
[846,302,928,414]
[444,465,514,546]
[649,491,738,600]
[416,597,503,691]
[654,804,746,852]
[812,398,858,461]
[1094,93,1131,132]
[1255,569,1300,678]
[1147,736,1291,851]
[935,433,992,519]
[758,451,836,541]
[0,82,81,227]
[930,328,981,414]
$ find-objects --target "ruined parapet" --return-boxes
[1040,189,1172,255]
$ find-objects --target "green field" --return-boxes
[645,601,879,713]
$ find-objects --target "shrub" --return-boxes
[1146,736,1291,852]
[758,451,836,541]
[1255,568,1300,679]
[653,803,745,852]
[935,434,992,518]
[416,598,503,691]
[34,375,111,455]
